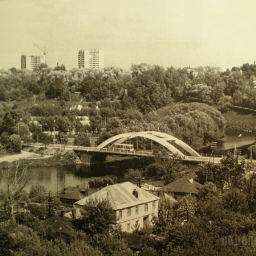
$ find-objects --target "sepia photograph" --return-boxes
[1,0,256,255]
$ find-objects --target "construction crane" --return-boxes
[33,43,47,64]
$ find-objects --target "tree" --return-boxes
[27,204,47,219]
[149,154,184,184]
[38,133,53,147]
[159,103,226,150]
[29,184,47,203]
[0,161,30,219]
[53,64,66,71]
[88,178,114,188]
[14,122,30,139]
[222,188,248,214]
[22,134,33,145]
[77,198,116,235]
[33,63,48,72]
[196,154,246,189]
[74,132,90,146]
[92,229,133,255]
[124,168,142,182]
[8,134,22,153]
[0,224,46,255]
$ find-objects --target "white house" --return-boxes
[74,182,159,233]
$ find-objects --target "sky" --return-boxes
[1,0,256,71]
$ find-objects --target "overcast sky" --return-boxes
[1,0,256,71]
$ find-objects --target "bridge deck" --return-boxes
[32,144,254,164]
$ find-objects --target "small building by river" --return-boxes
[57,186,87,206]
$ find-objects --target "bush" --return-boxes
[28,203,47,219]
[88,178,114,188]
[76,198,116,235]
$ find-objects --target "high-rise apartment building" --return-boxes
[78,49,104,69]
[78,50,85,68]
[21,55,26,69]
[29,55,45,70]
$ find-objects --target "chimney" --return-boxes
[133,189,138,198]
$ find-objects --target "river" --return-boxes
[200,131,256,155]
[0,158,151,194]
[217,131,256,150]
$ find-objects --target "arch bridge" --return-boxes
[97,131,201,158]
[73,131,221,164]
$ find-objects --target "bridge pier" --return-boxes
[75,151,107,165]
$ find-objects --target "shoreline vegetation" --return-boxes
[1,105,256,167]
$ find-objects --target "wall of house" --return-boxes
[116,200,159,233]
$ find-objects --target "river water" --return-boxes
[200,131,256,155]
[217,131,256,150]
[0,158,151,194]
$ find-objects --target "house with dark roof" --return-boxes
[164,176,203,198]
[57,186,86,206]
[43,215,76,239]
[74,182,159,233]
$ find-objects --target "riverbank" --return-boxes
[0,147,81,167]
[0,151,51,163]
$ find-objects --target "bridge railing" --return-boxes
[99,148,154,156]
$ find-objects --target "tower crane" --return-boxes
[33,43,47,64]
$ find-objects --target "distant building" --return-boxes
[75,116,90,126]
[78,49,104,69]
[74,182,159,233]
[29,55,45,70]
[21,55,26,69]
[185,66,198,77]
[78,50,84,68]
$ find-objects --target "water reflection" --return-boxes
[217,131,256,150]
[200,131,256,155]
[0,157,153,194]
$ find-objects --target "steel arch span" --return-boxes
[96,131,201,157]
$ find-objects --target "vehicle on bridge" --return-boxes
[112,143,135,152]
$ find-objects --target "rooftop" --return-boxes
[57,186,85,201]
[74,182,159,210]
[164,176,203,194]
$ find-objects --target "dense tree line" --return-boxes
[1,62,256,111]
[3,62,256,152]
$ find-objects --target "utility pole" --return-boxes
[234,134,242,162]
[210,141,217,163]
[48,191,51,217]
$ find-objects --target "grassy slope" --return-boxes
[156,102,256,132]
[222,110,256,131]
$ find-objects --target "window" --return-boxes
[119,210,122,219]
[153,201,156,209]
[145,204,148,212]
[127,208,131,216]
[127,223,130,231]
[136,206,139,214]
